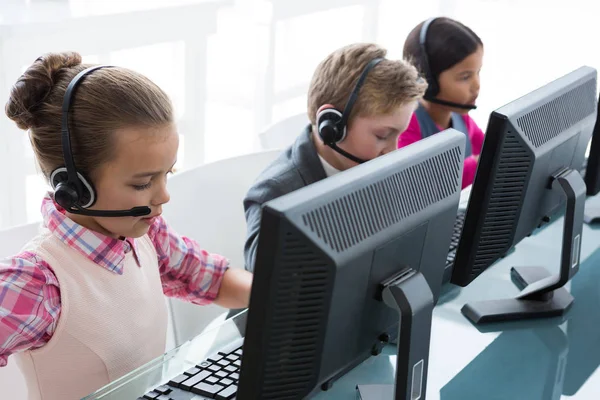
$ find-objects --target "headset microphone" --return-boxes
[67,204,151,218]
[423,96,477,110]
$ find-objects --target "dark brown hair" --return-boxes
[404,17,483,81]
[5,51,174,181]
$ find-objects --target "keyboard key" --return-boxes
[225,354,237,361]
[143,392,160,399]
[207,354,223,363]
[156,395,172,400]
[205,376,219,384]
[168,374,188,388]
[215,371,228,379]
[216,385,237,400]
[224,365,237,373]
[218,342,243,356]
[234,349,242,356]
[229,372,240,381]
[216,359,229,367]
[207,364,221,373]
[232,360,241,368]
[180,370,211,391]
[185,367,201,376]
[192,382,224,397]
[219,378,233,386]
[154,385,171,395]
[197,361,212,369]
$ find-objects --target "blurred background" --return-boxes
[0,0,597,229]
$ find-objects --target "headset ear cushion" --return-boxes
[50,167,68,191]
[76,173,96,208]
[317,108,345,144]
[50,167,97,208]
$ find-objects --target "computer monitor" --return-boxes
[581,92,600,223]
[583,92,600,197]
[237,129,466,400]
[451,66,597,324]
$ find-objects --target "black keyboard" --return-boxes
[140,338,244,400]
[445,211,466,270]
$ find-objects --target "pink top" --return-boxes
[399,112,485,188]
[0,194,228,367]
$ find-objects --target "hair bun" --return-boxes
[5,51,82,130]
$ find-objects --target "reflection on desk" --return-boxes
[563,243,600,395]
[440,235,600,400]
[441,324,567,400]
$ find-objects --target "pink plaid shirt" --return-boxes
[0,194,228,367]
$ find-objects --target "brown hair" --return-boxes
[5,51,173,181]
[307,43,427,127]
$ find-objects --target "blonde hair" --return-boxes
[5,51,174,181]
[307,43,427,128]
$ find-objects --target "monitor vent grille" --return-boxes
[516,78,597,148]
[260,230,332,399]
[470,132,532,280]
[302,146,462,252]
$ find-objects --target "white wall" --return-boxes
[0,0,598,230]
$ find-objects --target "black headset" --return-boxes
[50,66,151,217]
[316,58,383,164]
[419,17,477,110]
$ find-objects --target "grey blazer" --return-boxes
[243,125,327,271]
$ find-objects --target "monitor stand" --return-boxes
[356,269,434,400]
[462,168,585,324]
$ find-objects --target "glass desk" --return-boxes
[86,196,600,399]
[82,311,246,400]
